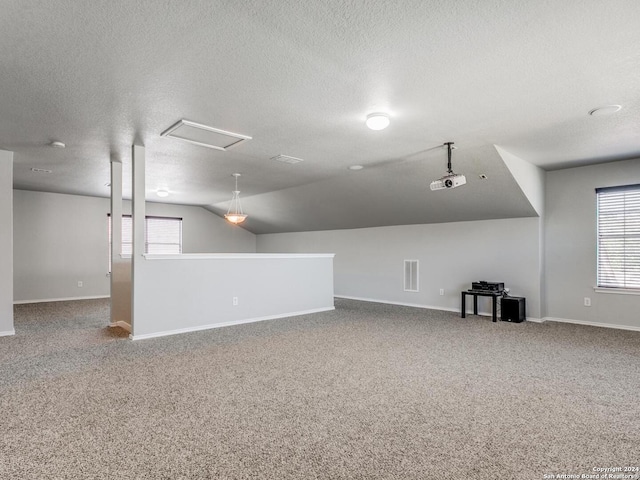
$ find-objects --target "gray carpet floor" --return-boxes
[1,298,639,479]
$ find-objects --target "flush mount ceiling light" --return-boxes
[430,142,467,191]
[224,173,248,225]
[348,165,364,171]
[365,113,390,131]
[161,119,252,151]
[588,105,622,116]
[156,189,169,198]
[50,141,65,148]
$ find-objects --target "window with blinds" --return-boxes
[596,184,640,289]
[108,215,182,269]
[144,216,182,254]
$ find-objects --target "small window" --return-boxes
[108,215,182,269]
[596,184,640,289]
[144,216,182,254]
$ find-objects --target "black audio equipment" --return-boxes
[471,281,504,293]
[501,297,526,323]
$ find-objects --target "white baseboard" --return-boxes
[130,306,336,341]
[14,295,110,305]
[525,317,544,323]
[335,294,466,314]
[109,321,131,333]
[542,316,640,332]
[335,294,500,316]
[0,329,15,337]
[335,295,542,322]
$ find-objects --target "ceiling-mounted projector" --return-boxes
[430,173,467,190]
[430,142,466,191]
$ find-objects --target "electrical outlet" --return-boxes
[439,289,445,296]
[77,281,83,288]
[584,297,591,307]
[232,297,238,306]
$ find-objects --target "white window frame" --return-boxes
[595,184,640,293]
[108,215,182,270]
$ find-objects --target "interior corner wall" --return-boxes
[257,217,542,319]
[496,145,545,217]
[13,191,115,303]
[167,204,256,254]
[544,157,640,328]
[0,150,14,335]
[13,190,257,303]
[495,146,547,318]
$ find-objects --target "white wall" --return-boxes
[544,158,640,329]
[132,254,335,339]
[14,191,110,302]
[257,217,542,319]
[0,151,14,335]
[13,190,256,302]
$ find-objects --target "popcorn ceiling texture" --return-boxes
[3,1,640,234]
[1,298,639,479]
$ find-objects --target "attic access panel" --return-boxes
[161,119,252,151]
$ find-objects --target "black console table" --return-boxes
[461,290,503,322]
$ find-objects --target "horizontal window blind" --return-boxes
[121,216,133,256]
[145,216,182,254]
[108,215,182,269]
[596,184,640,289]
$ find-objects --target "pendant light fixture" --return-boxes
[224,173,248,224]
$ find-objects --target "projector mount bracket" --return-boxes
[444,142,455,174]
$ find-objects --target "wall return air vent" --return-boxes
[161,119,252,151]
[404,260,419,292]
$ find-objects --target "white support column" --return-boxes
[131,145,146,336]
[110,158,131,330]
[0,150,14,336]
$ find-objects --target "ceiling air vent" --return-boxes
[161,119,252,151]
[271,154,304,165]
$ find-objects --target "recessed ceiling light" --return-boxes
[156,189,170,198]
[31,167,52,174]
[588,105,622,116]
[105,182,111,187]
[348,165,364,171]
[365,113,390,131]
[50,141,65,148]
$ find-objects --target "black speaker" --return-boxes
[501,297,526,323]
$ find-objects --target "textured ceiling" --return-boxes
[1,0,639,234]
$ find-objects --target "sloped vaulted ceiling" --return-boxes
[206,145,539,234]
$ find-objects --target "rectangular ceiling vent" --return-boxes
[161,119,252,152]
[271,154,304,165]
